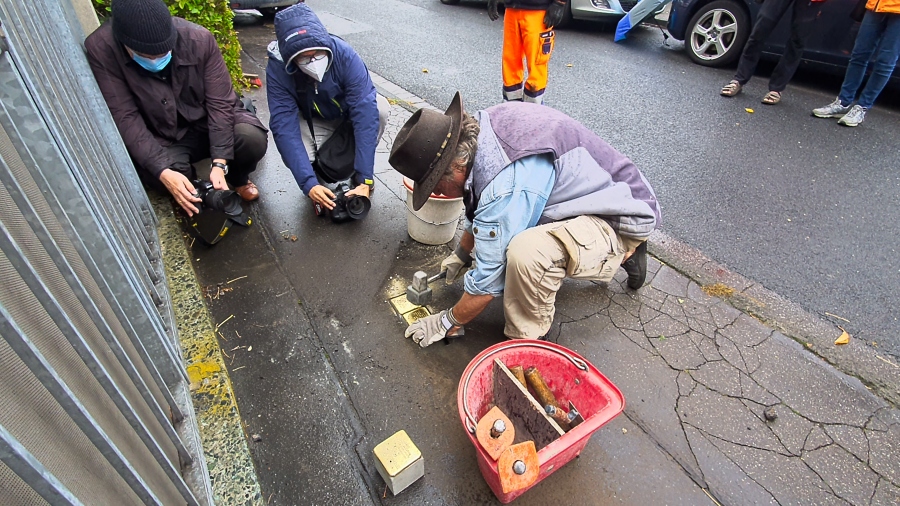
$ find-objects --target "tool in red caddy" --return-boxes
[458,341,625,503]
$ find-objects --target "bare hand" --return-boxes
[209,166,228,191]
[160,169,201,216]
[344,184,371,199]
[308,184,336,210]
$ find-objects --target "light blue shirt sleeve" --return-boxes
[464,154,557,296]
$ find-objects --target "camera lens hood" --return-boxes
[345,195,371,220]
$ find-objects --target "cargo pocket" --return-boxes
[472,221,502,265]
[549,216,623,281]
[536,30,555,65]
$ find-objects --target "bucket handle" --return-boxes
[404,201,463,227]
[462,342,588,433]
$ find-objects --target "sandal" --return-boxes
[720,80,742,97]
[762,91,782,105]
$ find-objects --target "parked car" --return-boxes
[667,0,900,85]
[439,0,666,27]
[229,0,299,17]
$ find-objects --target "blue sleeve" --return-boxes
[334,42,379,183]
[464,156,556,296]
[266,60,318,195]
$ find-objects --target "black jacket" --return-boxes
[86,18,265,178]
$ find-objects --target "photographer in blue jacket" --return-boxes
[266,4,389,216]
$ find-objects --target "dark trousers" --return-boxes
[141,122,268,192]
[734,0,818,92]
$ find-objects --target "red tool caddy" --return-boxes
[457,340,625,503]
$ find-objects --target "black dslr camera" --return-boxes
[314,177,371,223]
[187,180,251,245]
[194,180,244,216]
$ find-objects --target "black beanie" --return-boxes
[111,0,177,56]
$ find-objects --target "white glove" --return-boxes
[404,310,465,348]
[441,245,473,284]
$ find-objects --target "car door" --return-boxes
[802,0,861,69]
[754,0,861,71]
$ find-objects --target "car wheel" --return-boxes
[685,0,750,67]
[440,0,462,4]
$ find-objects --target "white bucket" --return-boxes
[403,178,464,245]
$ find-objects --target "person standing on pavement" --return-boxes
[487,0,568,104]
[85,0,268,216]
[811,0,900,126]
[389,92,661,347]
[266,4,389,214]
[719,0,823,104]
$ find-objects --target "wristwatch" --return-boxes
[211,161,229,176]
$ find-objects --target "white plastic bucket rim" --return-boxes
[403,178,463,244]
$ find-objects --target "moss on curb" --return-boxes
[151,193,263,506]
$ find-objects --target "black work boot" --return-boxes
[622,241,648,290]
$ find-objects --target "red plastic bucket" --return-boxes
[457,341,625,503]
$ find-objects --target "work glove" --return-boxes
[405,310,465,348]
[441,245,473,284]
[544,0,566,28]
[487,0,500,21]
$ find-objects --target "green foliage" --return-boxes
[92,0,246,89]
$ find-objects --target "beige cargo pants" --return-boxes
[503,215,644,339]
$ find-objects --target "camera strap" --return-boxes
[304,93,321,158]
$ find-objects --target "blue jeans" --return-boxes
[838,10,900,109]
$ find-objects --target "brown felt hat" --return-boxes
[389,92,463,211]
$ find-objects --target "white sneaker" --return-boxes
[838,105,867,127]
[812,97,851,118]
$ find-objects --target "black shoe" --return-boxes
[622,241,647,290]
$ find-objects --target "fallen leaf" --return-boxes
[290,235,298,242]
[835,328,850,345]
[702,283,735,298]
[745,108,754,113]
[421,68,429,73]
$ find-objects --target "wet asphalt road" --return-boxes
[238,0,900,358]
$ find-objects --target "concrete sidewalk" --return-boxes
[163,26,900,504]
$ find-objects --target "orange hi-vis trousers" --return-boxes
[502,8,555,104]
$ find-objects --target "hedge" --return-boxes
[92,0,245,89]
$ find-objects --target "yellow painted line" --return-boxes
[186,360,221,384]
[151,193,263,506]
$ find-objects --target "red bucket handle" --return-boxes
[461,341,588,434]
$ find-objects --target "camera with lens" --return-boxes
[194,180,245,216]
[187,180,251,245]
[315,177,371,223]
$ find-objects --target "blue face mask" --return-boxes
[132,51,172,73]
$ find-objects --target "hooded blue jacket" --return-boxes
[266,4,379,194]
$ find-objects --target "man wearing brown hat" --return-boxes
[85,0,267,216]
[389,93,661,347]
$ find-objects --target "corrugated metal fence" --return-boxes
[0,0,212,503]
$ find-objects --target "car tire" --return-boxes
[440,0,462,4]
[685,0,750,67]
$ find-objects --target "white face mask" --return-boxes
[297,56,329,82]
